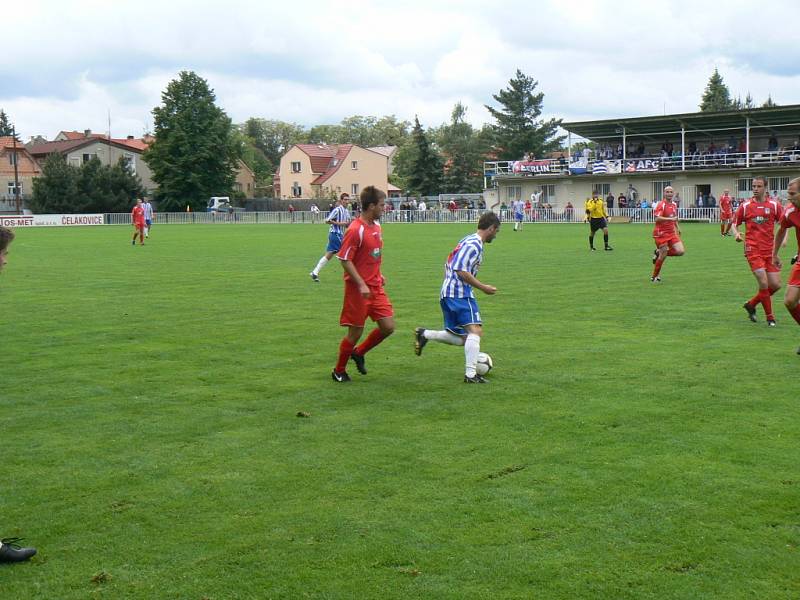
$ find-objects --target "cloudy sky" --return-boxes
[3,0,799,141]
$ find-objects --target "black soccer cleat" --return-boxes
[743,303,757,323]
[309,272,320,282]
[464,374,488,384]
[767,319,777,327]
[650,276,661,283]
[414,327,428,356]
[652,249,658,264]
[331,369,351,383]
[605,246,614,251]
[350,351,367,375]
[792,255,798,266]
[0,538,37,563]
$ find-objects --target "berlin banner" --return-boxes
[512,160,553,175]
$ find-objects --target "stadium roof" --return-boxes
[562,104,800,141]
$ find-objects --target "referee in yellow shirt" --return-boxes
[585,190,613,251]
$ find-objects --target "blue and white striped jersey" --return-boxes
[440,233,483,299]
[326,205,351,235]
[143,201,154,220]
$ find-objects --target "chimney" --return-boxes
[127,135,134,140]
[84,129,92,138]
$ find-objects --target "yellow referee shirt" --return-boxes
[585,198,607,219]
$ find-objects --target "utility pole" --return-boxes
[12,124,21,214]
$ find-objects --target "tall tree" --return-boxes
[30,154,81,213]
[435,103,491,194]
[0,110,12,136]
[394,116,443,196]
[243,118,307,167]
[700,69,734,112]
[485,69,563,160]
[762,94,778,108]
[144,71,240,211]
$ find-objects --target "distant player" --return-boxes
[131,198,145,246]
[310,193,350,282]
[142,197,154,238]
[772,177,800,350]
[414,212,501,383]
[650,186,684,282]
[719,189,733,236]
[585,191,613,251]
[732,176,783,326]
[331,187,394,382]
[512,198,524,231]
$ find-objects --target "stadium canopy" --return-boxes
[562,104,800,141]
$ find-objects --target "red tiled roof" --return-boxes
[0,136,23,149]
[28,137,147,156]
[112,138,149,151]
[312,144,353,185]
[59,130,107,140]
[295,143,341,174]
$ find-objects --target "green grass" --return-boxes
[2,222,799,599]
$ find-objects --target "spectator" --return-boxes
[564,201,574,221]
[618,192,626,208]
[310,203,320,223]
[697,194,704,208]
[627,184,638,205]
[708,192,717,207]
[418,199,426,211]
[768,135,779,151]
[674,191,682,206]
[606,191,615,209]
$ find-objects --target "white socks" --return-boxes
[144,227,149,237]
[464,333,480,377]
[312,256,329,276]
[423,330,464,345]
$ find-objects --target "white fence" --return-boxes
[100,207,724,226]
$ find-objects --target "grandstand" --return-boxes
[485,104,800,211]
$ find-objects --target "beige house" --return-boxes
[234,159,256,198]
[0,137,41,202]
[275,143,389,200]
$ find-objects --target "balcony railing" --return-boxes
[485,149,800,179]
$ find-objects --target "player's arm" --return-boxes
[773,224,789,268]
[455,270,496,295]
[731,206,744,242]
[340,259,370,297]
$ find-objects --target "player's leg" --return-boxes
[463,323,485,383]
[745,267,770,322]
[667,240,685,256]
[415,298,468,355]
[784,285,800,326]
[351,291,395,374]
[334,287,367,381]
[311,242,337,281]
[132,225,138,245]
[588,221,596,251]
[602,224,612,250]
[651,242,669,281]
[765,269,782,325]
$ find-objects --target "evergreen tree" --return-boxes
[30,154,81,213]
[395,117,443,197]
[0,110,12,136]
[743,92,756,109]
[144,71,240,211]
[485,69,563,160]
[106,158,146,212]
[700,69,734,112]
[436,103,490,194]
[762,94,778,108]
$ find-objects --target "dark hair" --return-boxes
[360,186,386,211]
[0,226,15,253]
[340,193,349,201]
[478,211,501,230]
[752,176,768,187]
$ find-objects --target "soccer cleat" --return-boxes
[131,239,136,246]
[331,369,351,383]
[767,319,777,327]
[650,276,661,283]
[414,327,428,356]
[309,272,320,282]
[464,374,488,384]
[743,303,757,323]
[0,538,37,563]
[652,249,658,264]
[796,346,800,355]
[792,255,798,266]
[605,246,614,251]
[590,247,596,252]
[350,351,367,375]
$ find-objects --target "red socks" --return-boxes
[759,289,774,320]
[355,328,386,356]
[335,338,355,373]
[652,258,664,278]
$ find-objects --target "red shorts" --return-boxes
[133,222,145,230]
[654,234,681,248]
[340,281,394,327]
[788,263,800,287]
[720,211,733,221]
[746,253,781,273]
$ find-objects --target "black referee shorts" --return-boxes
[589,217,608,232]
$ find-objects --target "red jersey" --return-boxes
[719,194,732,214]
[734,197,783,256]
[778,203,800,252]
[653,199,678,237]
[131,205,145,225]
[337,217,384,287]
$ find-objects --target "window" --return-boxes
[652,181,672,201]
[351,183,360,196]
[291,161,301,173]
[737,178,752,200]
[69,156,81,168]
[291,182,302,197]
[8,152,16,166]
[506,186,522,201]
[351,160,358,170]
[592,183,610,197]
[541,184,556,203]
[82,153,96,164]
[7,181,21,196]
[122,153,135,174]
[768,176,790,199]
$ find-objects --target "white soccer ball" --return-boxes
[476,352,493,376]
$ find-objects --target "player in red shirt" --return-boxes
[131,198,146,246]
[731,176,784,326]
[719,189,734,236]
[650,186,684,282]
[772,177,800,350]
[331,186,395,382]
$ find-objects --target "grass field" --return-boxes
[2,222,799,599]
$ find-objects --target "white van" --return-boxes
[207,197,232,212]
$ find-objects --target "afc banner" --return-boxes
[624,159,660,173]
[0,214,105,228]
[512,160,553,175]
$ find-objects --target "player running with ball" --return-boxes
[772,177,800,351]
[414,212,501,383]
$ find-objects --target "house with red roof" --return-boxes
[0,137,41,202]
[275,143,391,199]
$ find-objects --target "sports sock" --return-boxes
[720,224,725,235]
[603,233,609,247]
[464,333,480,378]
[652,257,664,278]
[759,289,774,320]
[789,304,800,326]
[748,292,762,307]
[589,235,594,249]
[312,256,329,276]
[355,328,386,355]
[424,330,464,345]
[335,338,356,372]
